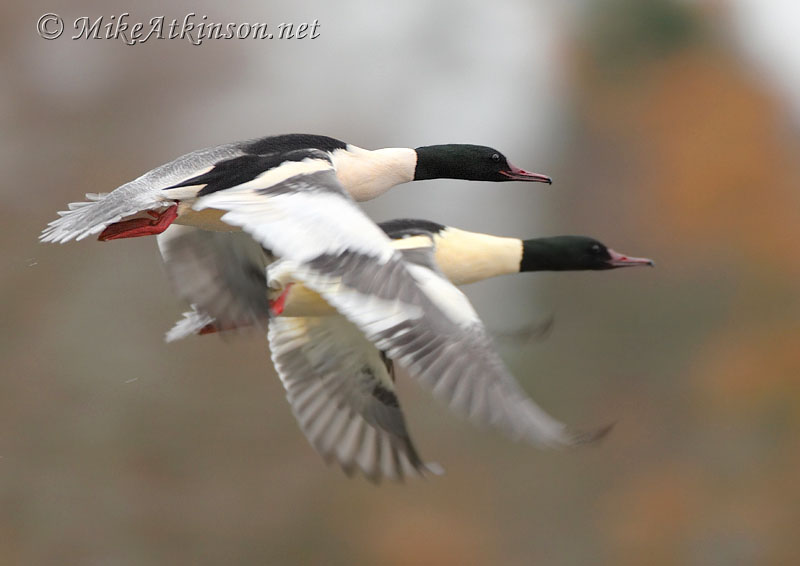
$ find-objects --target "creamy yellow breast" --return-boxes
[433,227,522,285]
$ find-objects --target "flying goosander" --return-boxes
[39,134,551,244]
[160,219,652,481]
[263,234,619,481]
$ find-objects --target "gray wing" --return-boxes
[291,245,610,448]
[193,158,609,449]
[40,141,246,243]
[269,315,442,481]
[157,225,273,332]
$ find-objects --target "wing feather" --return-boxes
[268,315,439,481]
[40,143,245,243]
[157,225,273,331]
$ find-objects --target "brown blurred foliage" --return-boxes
[570,1,800,564]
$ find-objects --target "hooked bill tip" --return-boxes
[502,163,552,184]
[607,248,656,268]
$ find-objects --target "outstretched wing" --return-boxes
[192,152,608,449]
[39,142,246,243]
[269,315,441,481]
[39,134,349,244]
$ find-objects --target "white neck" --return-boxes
[331,145,417,201]
[432,227,523,285]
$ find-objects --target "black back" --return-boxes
[379,218,446,239]
[240,134,347,156]
[168,149,330,197]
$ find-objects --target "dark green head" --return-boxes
[413,144,552,183]
[520,236,655,272]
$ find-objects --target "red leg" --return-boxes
[98,204,179,241]
[269,283,294,316]
[198,319,256,336]
[198,323,220,335]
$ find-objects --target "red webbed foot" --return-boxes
[269,283,294,316]
[98,204,179,241]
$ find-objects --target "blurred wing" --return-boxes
[194,155,607,448]
[269,315,441,481]
[157,225,273,331]
[40,142,247,243]
[292,245,609,448]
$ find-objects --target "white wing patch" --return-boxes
[404,263,481,327]
[194,167,392,264]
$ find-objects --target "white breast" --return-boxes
[331,146,417,201]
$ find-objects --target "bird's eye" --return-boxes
[591,244,602,254]
[491,153,500,162]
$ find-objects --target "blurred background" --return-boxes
[3,0,799,564]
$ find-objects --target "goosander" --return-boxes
[262,235,620,481]
[266,228,652,481]
[40,133,550,244]
[160,219,651,481]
